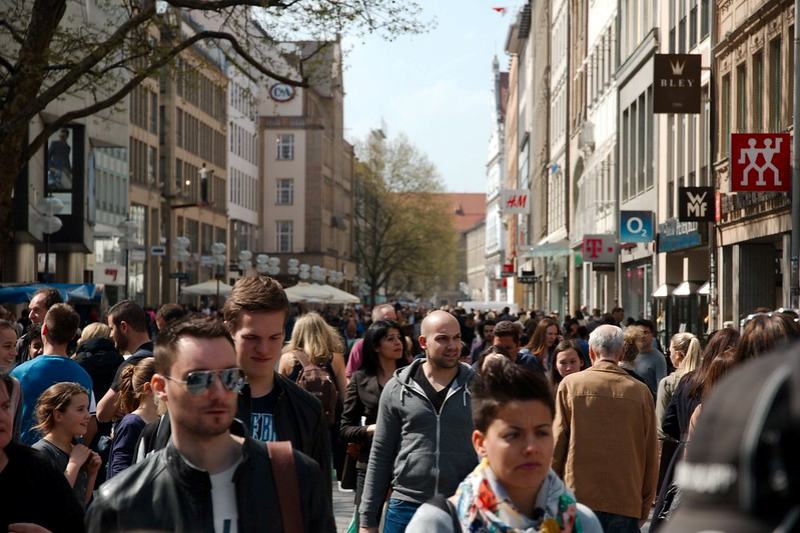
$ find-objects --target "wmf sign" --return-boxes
[619,211,654,243]
[653,54,701,114]
[678,187,715,222]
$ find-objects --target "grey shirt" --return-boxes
[359,359,477,528]
[32,438,89,506]
[634,349,668,397]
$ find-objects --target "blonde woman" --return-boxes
[279,312,347,421]
[280,312,348,481]
[655,332,701,441]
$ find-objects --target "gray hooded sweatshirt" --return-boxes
[359,359,478,528]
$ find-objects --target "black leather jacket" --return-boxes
[85,437,331,533]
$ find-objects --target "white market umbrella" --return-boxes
[284,282,334,303]
[319,284,360,304]
[181,279,233,296]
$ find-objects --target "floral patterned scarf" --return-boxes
[452,458,581,533]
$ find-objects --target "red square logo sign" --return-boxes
[730,133,791,192]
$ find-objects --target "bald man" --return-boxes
[359,311,477,533]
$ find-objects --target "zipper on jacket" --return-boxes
[401,377,465,496]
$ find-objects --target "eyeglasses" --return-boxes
[164,367,247,395]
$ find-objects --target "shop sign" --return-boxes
[150,245,166,256]
[93,263,125,286]
[730,134,791,192]
[653,54,702,113]
[500,263,515,278]
[518,270,536,284]
[678,187,715,222]
[269,83,296,102]
[657,218,704,253]
[129,249,146,263]
[581,234,617,264]
[620,211,655,242]
[499,189,530,214]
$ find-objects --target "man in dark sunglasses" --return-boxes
[86,317,330,532]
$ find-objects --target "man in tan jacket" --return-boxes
[552,324,658,532]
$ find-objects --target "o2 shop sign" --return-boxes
[269,83,295,102]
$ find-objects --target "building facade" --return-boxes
[465,221,487,301]
[259,42,355,287]
[654,0,713,338]
[616,0,657,321]
[160,15,229,304]
[485,57,509,303]
[713,0,794,325]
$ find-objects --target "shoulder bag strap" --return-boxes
[266,440,303,533]
[291,349,314,370]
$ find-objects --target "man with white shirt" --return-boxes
[86,317,330,532]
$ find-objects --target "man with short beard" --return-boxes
[359,310,477,533]
[16,287,62,363]
[85,318,329,532]
[96,300,153,422]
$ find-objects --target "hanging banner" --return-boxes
[499,189,530,214]
[730,133,791,192]
[653,54,702,113]
[619,211,655,242]
[678,187,715,222]
[581,234,618,264]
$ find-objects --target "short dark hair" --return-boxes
[156,303,187,326]
[43,304,79,345]
[634,319,656,334]
[223,275,289,331]
[361,320,405,376]
[493,321,520,343]
[470,356,555,432]
[154,317,234,376]
[108,300,148,333]
[33,288,62,309]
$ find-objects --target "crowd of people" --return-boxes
[0,282,799,533]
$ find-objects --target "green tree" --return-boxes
[354,131,457,305]
[0,0,427,250]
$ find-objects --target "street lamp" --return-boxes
[237,250,253,273]
[117,219,138,300]
[174,236,191,300]
[35,196,64,283]
[287,258,300,277]
[211,242,226,304]
[298,264,310,281]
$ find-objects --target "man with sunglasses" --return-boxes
[86,317,330,532]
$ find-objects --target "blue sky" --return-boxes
[343,1,521,193]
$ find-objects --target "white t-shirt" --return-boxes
[210,460,240,533]
[180,452,241,533]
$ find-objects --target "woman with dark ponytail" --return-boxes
[106,357,157,479]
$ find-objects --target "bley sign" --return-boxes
[730,134,791,192]
[653,54,701,114]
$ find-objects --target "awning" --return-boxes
[652,284,675,298]
[698,282,710,296]
[672,281,701,297]
[0,283,99,304]
[519,240,572,258]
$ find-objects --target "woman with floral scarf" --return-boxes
[406,357,602,533]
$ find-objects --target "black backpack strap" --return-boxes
[428,494,461,532]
